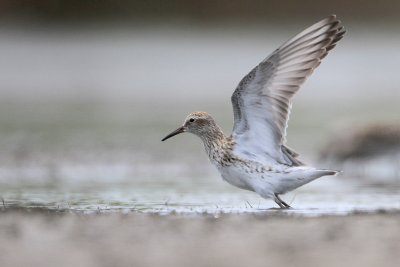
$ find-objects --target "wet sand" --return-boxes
[0,210,399,267]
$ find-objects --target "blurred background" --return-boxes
[0,0,399,213]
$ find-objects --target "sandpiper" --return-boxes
[162,15,345,208]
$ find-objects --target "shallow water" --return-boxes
[1,173,399,216]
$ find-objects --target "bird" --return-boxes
[162,15,345,208]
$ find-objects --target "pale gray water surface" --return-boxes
[1,167,399,216]
[0,25,399,216]
[1,177,400,216]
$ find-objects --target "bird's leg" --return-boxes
[274,198,286,209]
[274,193,291,209]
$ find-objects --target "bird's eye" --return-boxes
[189,118,195,122]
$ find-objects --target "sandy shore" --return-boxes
[0,210,399,267]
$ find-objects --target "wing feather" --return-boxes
[231,15,345,166]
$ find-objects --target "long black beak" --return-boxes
[161,126,186,141]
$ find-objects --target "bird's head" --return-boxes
[161,111,218,141]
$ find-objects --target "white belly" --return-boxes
[218,165,254,191]
[216,163,323,199]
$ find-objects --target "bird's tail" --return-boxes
[275,167,341,194]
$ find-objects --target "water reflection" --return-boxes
[1,174,399,216]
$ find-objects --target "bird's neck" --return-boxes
[199,126,234,164]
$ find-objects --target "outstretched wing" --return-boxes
[231,15,345,166]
